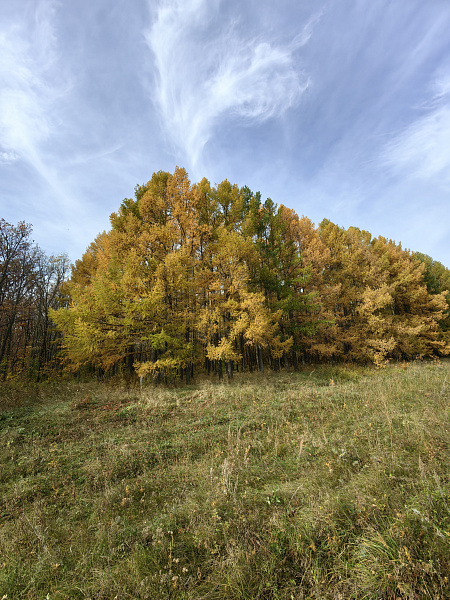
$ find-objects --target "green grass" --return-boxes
[1,362,449,599]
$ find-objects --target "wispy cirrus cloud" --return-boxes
[381,72,450,190]
[145,0,318,170]
[0,0,70,187]
[0,2,54,157]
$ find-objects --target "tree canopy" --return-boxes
[47,167,450,382]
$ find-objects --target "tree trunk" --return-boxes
[227,360,233,381]
[257,345,264,373]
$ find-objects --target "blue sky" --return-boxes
[1,0,450,267]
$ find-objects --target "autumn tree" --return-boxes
[279,212,334,365]
[370,238,450,360]
[315,221,392,363]
[315,221,450,364]
[0,220,35,375]
[51,169,450,380]
[412,252,450,332]
[0,219,69,379]
[53,171,195,381]
[54,169,294,381]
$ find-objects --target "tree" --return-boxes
[412,252,450,332]
[0,221,38,375]
[371,238,450,360]
[51,169,450,379]
[315,221,450,364]
[0,219,69,378]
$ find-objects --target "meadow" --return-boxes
[0,361,449,599]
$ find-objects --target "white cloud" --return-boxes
[145,0,316,170]
[1,12,47,151]
[0,0,90,228]
[0,1,69,179]
[381,74,450,189]
[0,150,20,164]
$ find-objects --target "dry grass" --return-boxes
[0,362,449,599]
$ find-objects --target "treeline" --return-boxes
[48,168,450,382]
[0,219,69,380]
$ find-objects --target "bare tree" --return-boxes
[0,219,69,379]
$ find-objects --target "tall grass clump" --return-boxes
[0,361,449,599]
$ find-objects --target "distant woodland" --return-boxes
[2,167,450,382]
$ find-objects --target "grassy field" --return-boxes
[0,362,449,599]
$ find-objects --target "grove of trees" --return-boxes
[45,167,450,382]
[0,219,69,380]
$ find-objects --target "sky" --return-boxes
[1,0,450,267]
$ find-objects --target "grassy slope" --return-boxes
[0,362,449,600]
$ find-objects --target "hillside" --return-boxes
[1,362,449,599]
